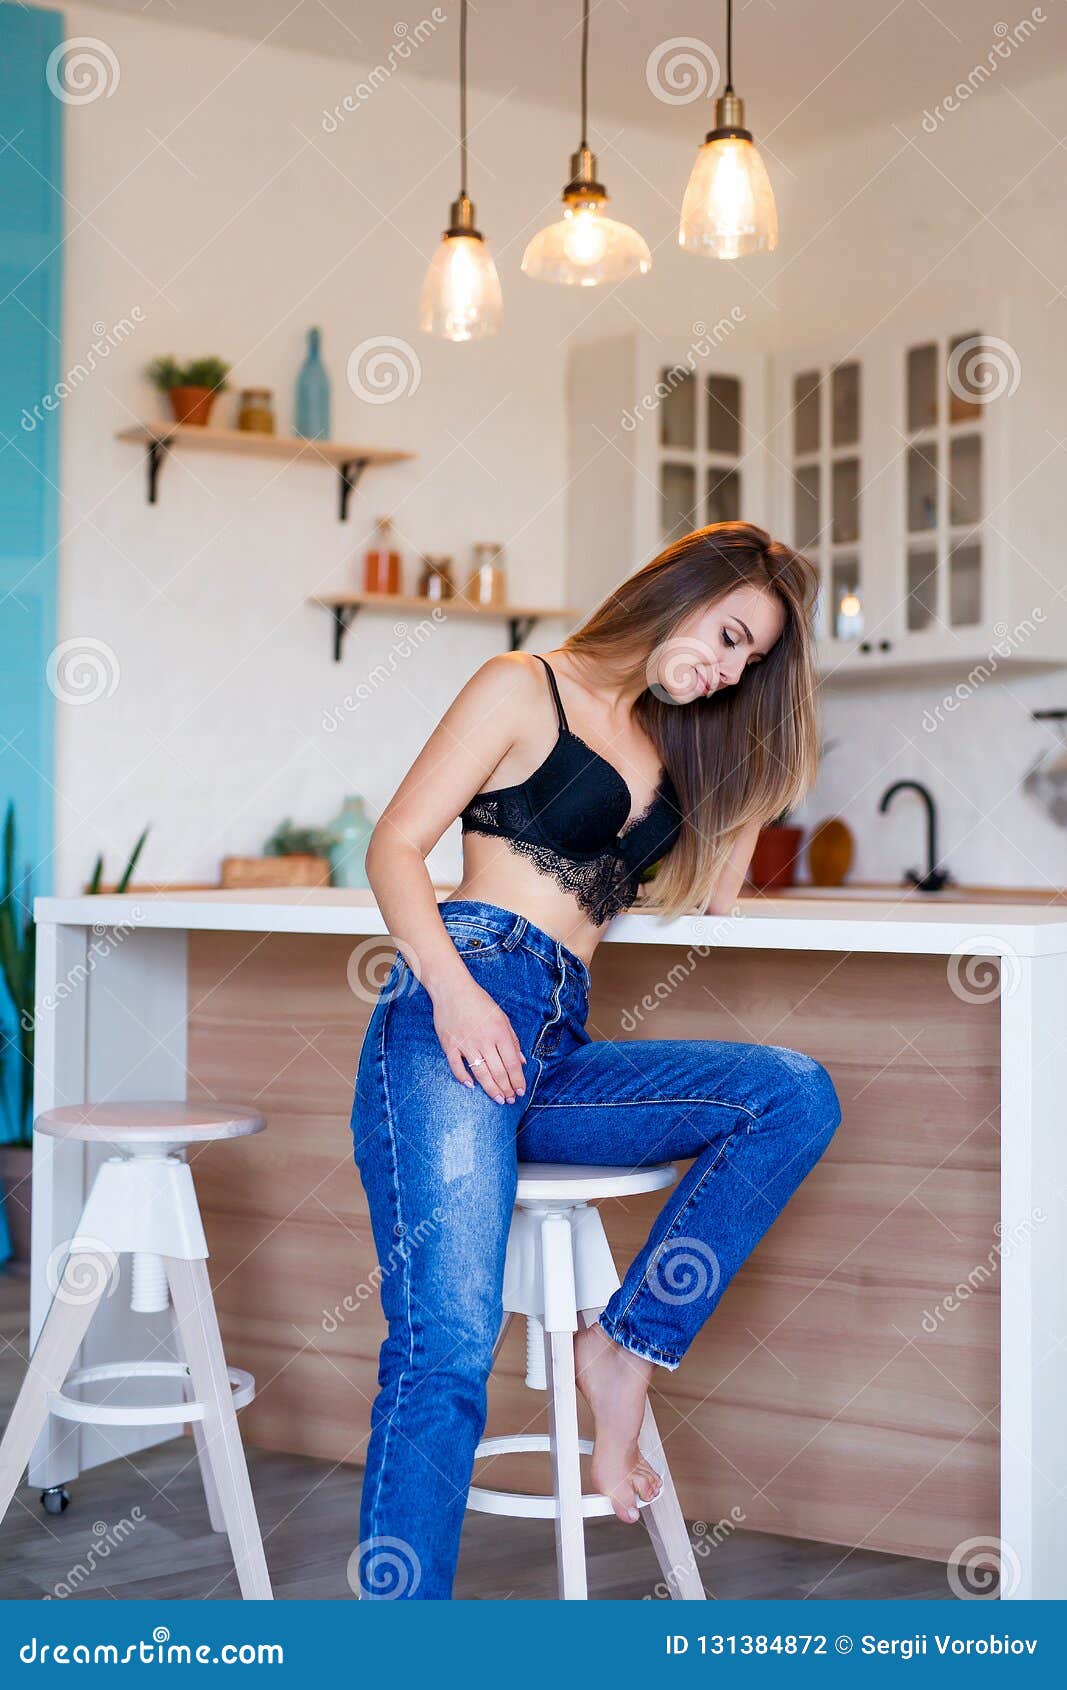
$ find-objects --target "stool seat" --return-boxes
[35,1101,266,1145]
[515,1161,678,1202]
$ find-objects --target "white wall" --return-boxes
[45,2,1067,891]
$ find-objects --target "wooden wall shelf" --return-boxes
[116,424,413,518]
[308,591,577,660]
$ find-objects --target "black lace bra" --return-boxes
[459,655,683,925]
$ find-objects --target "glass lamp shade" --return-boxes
[522,199,652,287]
[419,232,502,341]
[678,134,778,260]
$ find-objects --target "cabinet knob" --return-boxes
[859,641,872,653]
[879,639,891,652]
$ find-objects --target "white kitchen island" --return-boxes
[25,887,1067,1599]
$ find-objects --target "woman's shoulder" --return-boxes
[461,650,552,715]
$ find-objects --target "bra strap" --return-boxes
[534,654,569,733]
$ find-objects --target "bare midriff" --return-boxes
[448,832,612,965]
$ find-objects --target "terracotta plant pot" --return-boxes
[168,385,218,427]
[0,1143,33,1276]
[747,823,804,891]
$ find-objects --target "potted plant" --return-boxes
[147,355,231,427]
[0,803,35,1273]
[747,806,805,891]
[222,819,338,889]
[85,826,150,893]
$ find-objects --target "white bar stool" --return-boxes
[468,1162,706,1601]
[0,1102,273,1601]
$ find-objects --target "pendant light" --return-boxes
[522,0,651,287]
[419,0,502,340]
[678,0,778,260]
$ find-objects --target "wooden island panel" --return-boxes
[187,931,999,1566]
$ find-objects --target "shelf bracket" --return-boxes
[508,615,537,651]
[145,436,169,504]
[332,603,359,661]
[338,457,369,522]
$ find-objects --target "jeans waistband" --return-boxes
[437,898,591,993]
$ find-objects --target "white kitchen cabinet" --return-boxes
[566,331,770,615]
[771,299,1067,682]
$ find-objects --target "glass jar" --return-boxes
[363,516,401,595]
[418,554,455,601]
[237,388,275,434]
[464,542,506,607]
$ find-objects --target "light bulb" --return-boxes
[419,198,502,342]
[522,150,651,288]
[678,93,777,261]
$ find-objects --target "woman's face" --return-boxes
[650,585,786,705]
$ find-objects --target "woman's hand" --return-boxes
[430,974,527,1104]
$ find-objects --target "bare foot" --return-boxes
[573,1320,663,1523]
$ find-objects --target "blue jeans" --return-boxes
[349,899,842,1599]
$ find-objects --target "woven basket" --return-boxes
[221,854,331,889]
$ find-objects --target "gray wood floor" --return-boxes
[0,1270,954,1601]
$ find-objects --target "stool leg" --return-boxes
[164,1256,272,1599]
[540,1212,587,1601]
[638,1401,706,1600]
[172,1324,226,1535]
[0,1251,107,1523]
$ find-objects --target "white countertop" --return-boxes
[33,886,1067,959]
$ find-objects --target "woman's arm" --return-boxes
[365,653,537,1104]
[703,818,761,915]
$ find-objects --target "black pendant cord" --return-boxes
[459,0,469,198]
[579,0,590,147]
[725,0,734,93]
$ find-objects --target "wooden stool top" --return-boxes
[35,1101,266,1145]
[515,1162,677,1202]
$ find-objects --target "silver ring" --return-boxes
[468,1057,485,1069]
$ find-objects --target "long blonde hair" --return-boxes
[564,521,821,916]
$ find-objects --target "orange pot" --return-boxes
[747,823,804,890]
[168,385,217,426]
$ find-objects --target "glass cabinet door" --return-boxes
[656,365,745,545]
[903,332,985,638]
[787,359,863,644]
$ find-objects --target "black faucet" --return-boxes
[877,780,952,892]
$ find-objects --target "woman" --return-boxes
[349,521,842,1600]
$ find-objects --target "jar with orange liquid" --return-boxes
[363,517,401,595]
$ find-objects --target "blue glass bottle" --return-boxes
[295,327,331,440]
